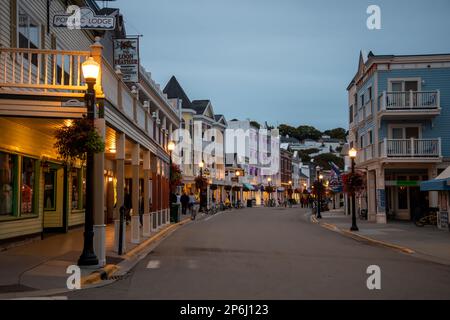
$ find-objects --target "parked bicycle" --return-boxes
[414,207,439,227]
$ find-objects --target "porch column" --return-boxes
[143,150,151,237]
[131,143,140,243]
[428,166,439,208]
[114,132,126,253]
[375,166,387,224]
[93,117,106,266]
[367,170,377,222]
[151,154,158,232]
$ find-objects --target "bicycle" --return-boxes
[414,208,438,227]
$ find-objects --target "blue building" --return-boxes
[347,51,450,223]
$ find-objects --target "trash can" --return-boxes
[170,203,181,223]
[247,199,252,207]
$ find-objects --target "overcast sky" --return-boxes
[111,0,450,130]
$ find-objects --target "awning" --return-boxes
[243,183,255,191]
[420,166,450,191]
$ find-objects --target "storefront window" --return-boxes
[21,157,36,215]
[0,152,16,216]
[70,168,82,210]
[44,170,56,211]
[398,186,408,210]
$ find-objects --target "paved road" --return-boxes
[66,207,450,299]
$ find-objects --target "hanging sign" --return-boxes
[114,38,140,83]
[53,7,116,30]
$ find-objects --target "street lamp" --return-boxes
[349,148,359,231]
[316,166,322,219]
[199,160,204,177]
[78,57,100,266]
[267,177,272,205]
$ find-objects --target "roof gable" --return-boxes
[163,76,192,109]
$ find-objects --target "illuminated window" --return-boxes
[0,152,17,216]
[21,157,36,215]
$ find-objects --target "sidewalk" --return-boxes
[0,214,192,297]
[312,209,450,266]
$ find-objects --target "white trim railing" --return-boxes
[380,138,441,158]
[379,90,440,111]
[0,48,90,92]
[356,144,374,163]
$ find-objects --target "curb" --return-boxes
[310,215,415,255]
[81,264,119,286]
[80,218,192,287]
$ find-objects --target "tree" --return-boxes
[313,153,344,170]
[296,125,322,141]
[250,121,261,129]
[279,124,297,138]
[298,148,320,163]
[323,128,347,140]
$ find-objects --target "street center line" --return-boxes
[146,260,161,269]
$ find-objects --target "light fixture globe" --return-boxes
[168,140,175,152]
[199,161,204,169]
[82,57,100,82]
[349,147,357,159]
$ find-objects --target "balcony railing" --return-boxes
[379,91,440,111]
[380,138,441,158]
[0,48,90,92]
[356,144,375,163]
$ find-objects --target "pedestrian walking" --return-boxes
[180,192,189,215]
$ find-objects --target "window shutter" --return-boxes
[10,0,17,47]
[40,23,46,49]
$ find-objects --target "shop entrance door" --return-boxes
[43,164,68,232]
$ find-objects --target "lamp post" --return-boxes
[198,160,205,211]
[267,177,272,205]
[316,166,322,219]
[78,57,100,266]
[168,140,175,222]
[349,148,359,231]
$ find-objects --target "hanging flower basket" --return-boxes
[224,185,232,191]
[265,185,276,193]
[195,175,208,191]
[209,184,218,191]
[170,163,182,191]
[312,180,326,197]
[232,185,241,192]
[342,171,366,196]
[54,117,105,166]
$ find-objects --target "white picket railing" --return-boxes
[379,91,440,110]
[0,48,90,92]
[380,138,441,158]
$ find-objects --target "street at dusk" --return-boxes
[65,207,450,300]
[0,0,450,313]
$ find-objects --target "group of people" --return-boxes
[300,196,315,208]
[179,192,198,219]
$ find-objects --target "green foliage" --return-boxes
[298,148,320,163]
[250,121,261,129]
[313,153,344,171]
[296,125,322,141]
[54,118,105,166]
[323,128,347,140]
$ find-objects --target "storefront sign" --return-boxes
[385,180,420,187]
[377,189,385,211]
[114,38,140,83]
[438,211,448,229]
[53,7,116,30]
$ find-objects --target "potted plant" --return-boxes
[342,171,366,196]
[170,163,182,192]
[195,175,208,191]
[54,117,105,166]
